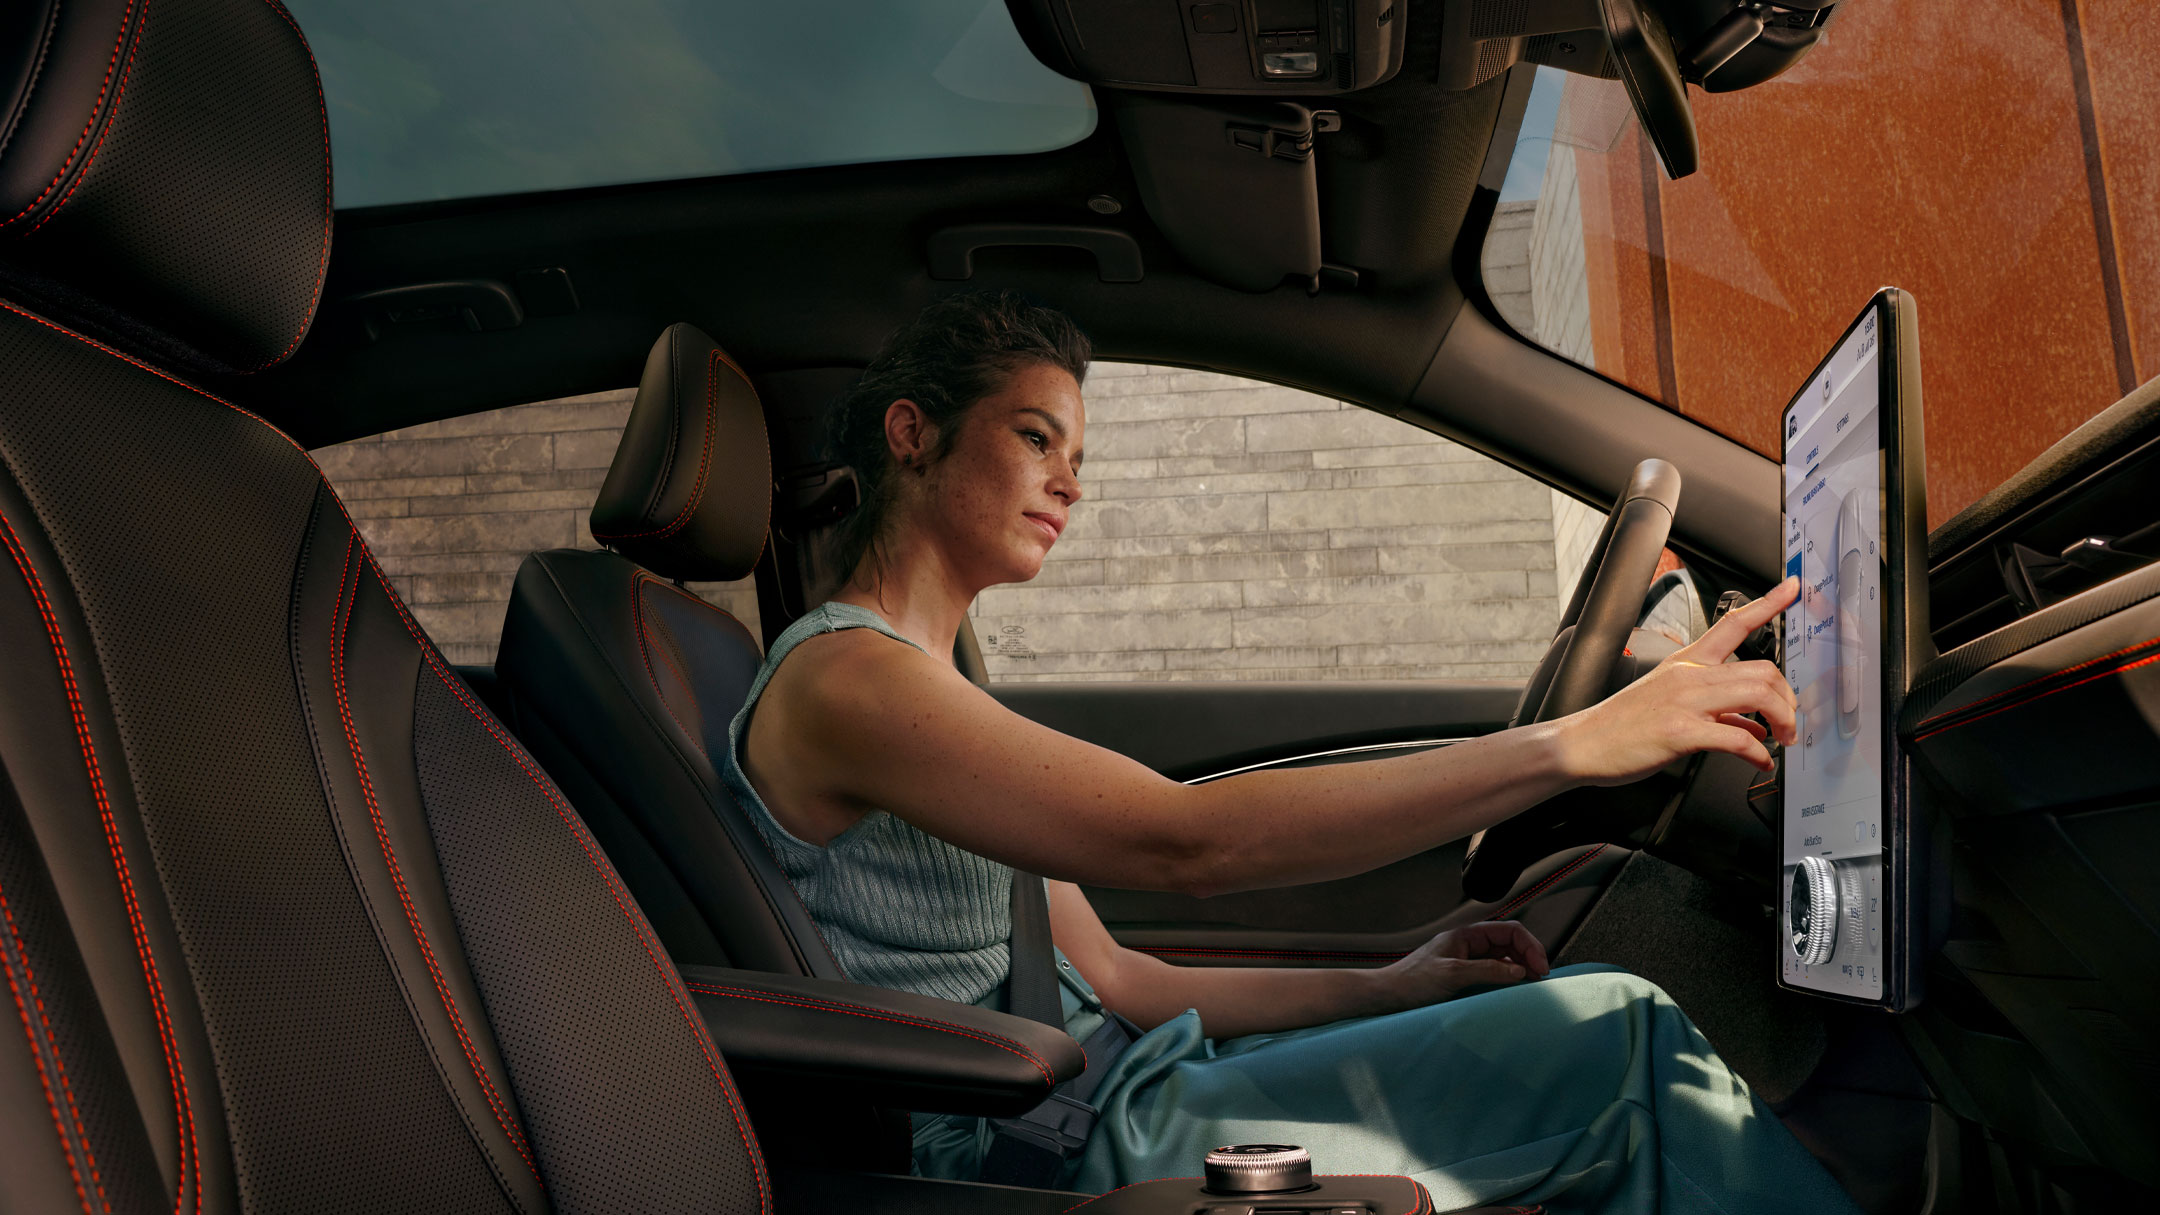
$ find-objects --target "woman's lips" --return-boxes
[1023,513,1063,543]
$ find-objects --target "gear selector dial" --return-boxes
[1790,856,1839,965]
[1204,1144,1314,1194]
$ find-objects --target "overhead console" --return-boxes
[1005,0,1409,94]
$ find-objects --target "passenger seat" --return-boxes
[495,323,843,978]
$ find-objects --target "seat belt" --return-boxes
[1003,867,1066,1027]
[981,871,1140,1188]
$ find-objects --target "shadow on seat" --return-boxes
[496,321,843,979]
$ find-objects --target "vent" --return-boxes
[1931,439,2160,651]
[1470,36,1519,85]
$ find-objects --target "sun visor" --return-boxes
[1114,96,1323,293]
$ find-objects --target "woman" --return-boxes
[718,293,1852,1213]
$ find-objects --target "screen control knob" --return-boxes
[1790,856,1839,965]
[1204,1144,1313,1193]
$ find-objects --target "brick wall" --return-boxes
[313,389,759,666]
[315,364,1643,679]
[971,364,1572,682]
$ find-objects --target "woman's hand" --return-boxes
[1554,577,1801,786]
[1377,921,1550,1011]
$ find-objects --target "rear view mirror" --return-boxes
[1437,0,1847,182]
[1596,0,1698,179]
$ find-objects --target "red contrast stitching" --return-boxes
[1914,648,2160,742]
[1137,946,1407,962]
[593,349,722,543]
[0,300,754,1210]
[1912,634,2160,735]
[326,533,541,1183]
[246,0,333,369]
[630,577,707,757]
[1063,1177,1203,1211]
[681,980,1056,1090]
[1486,843,1608,922]
[11,2,331,365]
[28,0,152,236]
[0,0,139,230]
[0,507,197,1215]
[369,561,771,1215]
[0,876,105,1214]
[0,299,307,460]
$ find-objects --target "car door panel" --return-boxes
[990,680,1520,780]
[992,680,1626,963]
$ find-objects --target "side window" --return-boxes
[972,363,1694,683]
[313,390,761,664]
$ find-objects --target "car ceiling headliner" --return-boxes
[218,27,1511,456]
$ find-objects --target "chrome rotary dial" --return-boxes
[1790,856,1839,966]
[1203,1144,1313,1194]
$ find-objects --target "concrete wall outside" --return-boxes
[315,364,1641,678]
[313,388,759,666]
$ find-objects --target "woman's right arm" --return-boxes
[793,579,1798,896]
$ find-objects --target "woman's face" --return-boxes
[904,362,1085,589]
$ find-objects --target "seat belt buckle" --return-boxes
[991,1091,1097,1153]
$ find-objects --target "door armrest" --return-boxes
[680,965,1085,1116]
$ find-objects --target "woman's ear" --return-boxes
[883,398,935,468]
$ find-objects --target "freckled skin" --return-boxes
[733,357,1805,1038]
[745,363,1085,848]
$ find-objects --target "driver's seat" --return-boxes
[493,321,847,980]
[0,6,1471,1212]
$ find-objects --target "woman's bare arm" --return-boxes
[786,580,1798,897]
[1046,881,1549,1036]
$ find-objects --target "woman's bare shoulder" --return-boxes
[762,626,961,729]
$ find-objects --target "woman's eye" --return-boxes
[1021,430,1048,450]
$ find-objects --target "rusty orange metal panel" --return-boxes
[1559,0,2155,526]
[2078,0,2160,388]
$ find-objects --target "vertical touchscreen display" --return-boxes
[1779,305,1887,1001]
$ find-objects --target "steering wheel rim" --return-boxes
[1460,458,1682,903]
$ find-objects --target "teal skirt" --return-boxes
[917,965,1860,1214]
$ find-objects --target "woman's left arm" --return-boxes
[1047,881,1549,1038]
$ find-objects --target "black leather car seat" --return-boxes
[494,322,844,979]
[0,4,778,1209]
[0,7,1475,1212]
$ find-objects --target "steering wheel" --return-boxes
[1460,458,1682,903]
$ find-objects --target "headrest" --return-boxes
[591,324,772,581]
[0,0,331,374]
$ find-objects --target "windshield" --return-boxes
[285,0,1097,209]
[1482,3,2157,528]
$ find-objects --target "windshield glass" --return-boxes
[285,0,1097,209]
[1482,3,2157,527]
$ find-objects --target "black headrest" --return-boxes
[0,0,330,374]
[592,323,772,581]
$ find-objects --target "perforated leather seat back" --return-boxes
[0,3,767,1211]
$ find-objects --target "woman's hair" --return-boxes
[824,290,1092,587]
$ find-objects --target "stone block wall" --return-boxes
[314,389,759,665]
[315,363,1642,680]
[971,363,1575,682]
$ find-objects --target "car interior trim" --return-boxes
[1182,737,1472,784]
[1900,556,2160,732]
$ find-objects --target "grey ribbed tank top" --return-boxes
[719,601,1020,1007]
